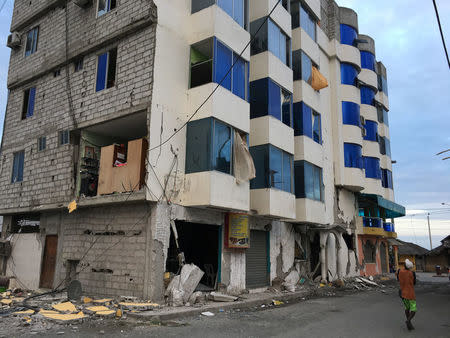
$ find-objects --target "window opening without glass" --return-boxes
[98,0,116,17]
[22,87,36,119]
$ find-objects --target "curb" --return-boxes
[127,289,313,322]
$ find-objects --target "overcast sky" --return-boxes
[0,1,449,248]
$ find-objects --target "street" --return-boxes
[12,278,448,338]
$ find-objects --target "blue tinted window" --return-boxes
[250,78,292,127]
[364,157,381,179]
[233,0,244,27]
[385,138,391,157]
[341,63,358,85]
[98,0,116,17]
[342,101,360,126]
[360,86,375,106]
[293,50,312,83]
[312,111,321,144]
[382,169,393,189]
[364,120,378,141]
[213,120,232,174]
[218,0,233,17]
[25,27,38,57]
[340,24,357,46]
[268,79,281,120]
[214,40,232,90]
[11,151,25,183]
[232,54,246,100]
[267,19,289,65]
[26,87,36,119]
[250,144,293,193]
[378,75,389,96]
[344,143,363,169]
[216,0,246,27]
[361,51,375,71]
[270,146,283,190]
[96,52,108,92]
[300,5,316,41]
[294,161,323,201]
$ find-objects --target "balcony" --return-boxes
[362,217,384,236]
[383,222,397,238]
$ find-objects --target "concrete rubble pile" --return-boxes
[165,263,205,307]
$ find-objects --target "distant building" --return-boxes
[426,235,450,272]
[0,0,404,298]
[397,239,429,271]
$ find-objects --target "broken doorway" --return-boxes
[166,221,220,290]
[40,235,58,289]
[309,233,321,279]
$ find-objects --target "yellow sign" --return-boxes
[225,213,250,249]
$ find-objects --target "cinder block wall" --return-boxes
[58,203,151,298]
[0,0,156,212]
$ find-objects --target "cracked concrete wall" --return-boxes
[336,188,357,227]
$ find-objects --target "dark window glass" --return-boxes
[382,169,393,189]
[250,78,292,127]
[96,48,117,92]
[282,0,289,11]
[185,118,212,173]
[294,161,323,201]
[379,137,386,155]
[232,54,247,100]
[385,138,391,157]
[312,111,321,144]
[98,0,116,17]
[293,50,312,83]
[214,40,232,90]
[344,143,363,169]
[360,86,375,106]
[282,89,292,127]
[340,63,358,86]
[342,101,360,126]
[364,157,381,179]
[364,120,378,141]
[11,151,25,183]
[340,24,357,46]
[250,144,293,193]
[232,0,245,27]
[378,74,389,96]
[383,109,389,126]
[192,0,215,13]
[25,27,38,57]
[22,87,36,119]
[59,130,70,146]
[190,38,214,88]
[38,136,46,151]
[250,17,269,55]
[74,57,84,72]
[360,51,376,71]
[212,120,232,174]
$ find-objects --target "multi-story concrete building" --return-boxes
[0,0,404,300]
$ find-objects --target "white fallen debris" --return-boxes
[282,271,300,293]
[359,277,379,287]
[201,311,215,317]
[165,264,204,307]
[209,292,238,302]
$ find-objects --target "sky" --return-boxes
[0,1,449,249]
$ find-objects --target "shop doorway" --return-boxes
[245,230,269,289]
[166,221,220,290]
[40,235,58,289]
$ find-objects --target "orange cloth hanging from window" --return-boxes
[311,66,329,90]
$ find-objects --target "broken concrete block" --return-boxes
[282,270,300,292]
[209,292,238,302]
[41,311,86,322]
[52,302,77,313]
[360,277,378,287]
[95,310,116,317]
[165,264,204,306]
[86,306,110,313]
[118,302,159,311]
[93,298,113,304]
[188,291,204,305]
[1,299,12,305]
[82,297,93,304]
[14,309,35,315]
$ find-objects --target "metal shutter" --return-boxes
[246,230,269,288]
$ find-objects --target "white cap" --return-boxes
[405,259,413,269]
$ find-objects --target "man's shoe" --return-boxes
[406,320,413,331]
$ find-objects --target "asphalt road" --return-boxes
[13,280,450,338]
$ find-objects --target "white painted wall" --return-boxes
[6,234,43,290]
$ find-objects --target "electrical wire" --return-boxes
[0,0,7,13]
[432,0,450,68]
[148,0,283,153]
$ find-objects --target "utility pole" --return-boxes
[427,213,433,250]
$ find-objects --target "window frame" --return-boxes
[291,3,316,42]
[11,151,25,184]
[22,87,36,120]
[74,57,84,72]
[97,0,117,17]
[59,130,70,146]
[95,48,118,92]
[24,26,39,57]
[294,160,324,202]
[37,136,47,152]
[344,143,363,169]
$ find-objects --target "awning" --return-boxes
[359,194,406,218]
[387,238,403,246]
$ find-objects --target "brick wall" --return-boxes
[58,203,151,297]
[0,0,156,212]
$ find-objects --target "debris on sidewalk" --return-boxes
[201,311,215,317]
[165,264,204,307]
[282,271,300,292]
[272,300,284,306]
[209,292,238,302]
[52,302,77,313]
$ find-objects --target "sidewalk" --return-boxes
[128,287,314,321]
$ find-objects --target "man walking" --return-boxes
[397,259,417,330]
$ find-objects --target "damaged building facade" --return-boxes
[0,0,404,300]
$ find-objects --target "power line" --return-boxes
[148,0,283,153]
[432,0,450,68]
[0,0,7,13]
